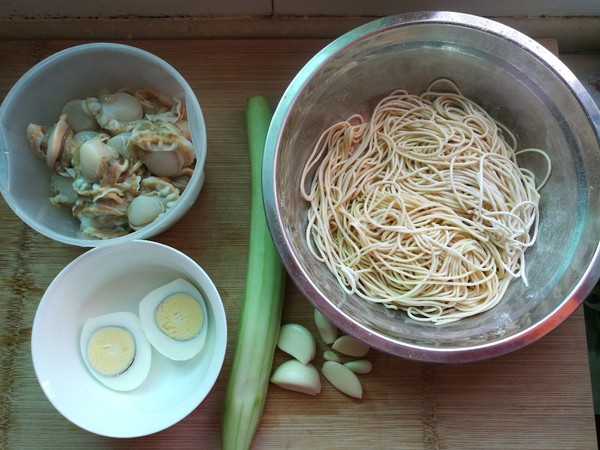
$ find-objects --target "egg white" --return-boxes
[139,278,209,361]
[79,311,152,391]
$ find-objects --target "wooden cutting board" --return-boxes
[0,38,596,449]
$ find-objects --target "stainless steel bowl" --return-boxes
[263,12,600,363]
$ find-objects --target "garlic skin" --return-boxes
[276,323,316,365]
[321,361,363,399]
[270,360,321,396]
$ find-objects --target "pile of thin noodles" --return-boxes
[300,79,550,325]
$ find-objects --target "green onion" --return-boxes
[222,96,286,450]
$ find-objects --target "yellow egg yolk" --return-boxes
[87,326,135,377]
[155,292,204,341]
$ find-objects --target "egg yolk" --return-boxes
[155,292,204,341]
[87,326,135,377]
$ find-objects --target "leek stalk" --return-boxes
[222,96,286,450]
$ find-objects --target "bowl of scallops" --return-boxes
[0,42,206,246]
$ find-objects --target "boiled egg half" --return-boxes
[80,311,152,391]
[139,278,208,361]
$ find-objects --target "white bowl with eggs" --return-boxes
[31,240,227,437]
[0,42,206,247]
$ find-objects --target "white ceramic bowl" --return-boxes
[31,240,227,437]
[0,43,207,247]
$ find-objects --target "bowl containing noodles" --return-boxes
[263,11,600,362]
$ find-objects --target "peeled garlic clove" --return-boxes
[344,360,373,374]
[332,335,370,358]
[314,309,337,345]
[128,195,165,229]
[321,361,363,399]
[277,323,316,365]
[323,350,342,363]
[270,359,321,396]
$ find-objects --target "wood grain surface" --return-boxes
[0,39,596,449]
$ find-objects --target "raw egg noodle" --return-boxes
[300,79,551,325]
